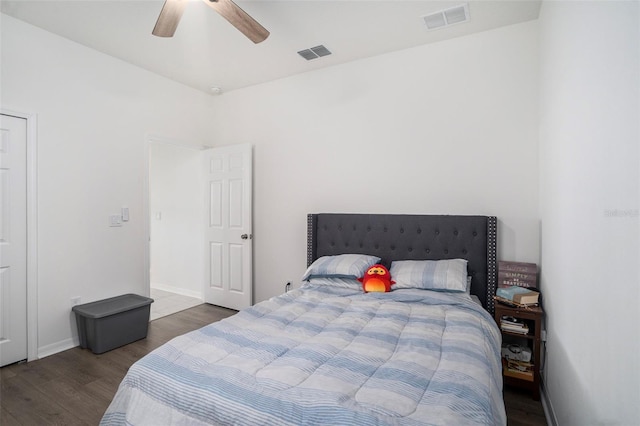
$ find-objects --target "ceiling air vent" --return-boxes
[422,3,470,31]
[297,45,332,61]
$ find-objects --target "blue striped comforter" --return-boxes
[101,285,506,425]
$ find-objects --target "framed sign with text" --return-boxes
[498,261,537,288]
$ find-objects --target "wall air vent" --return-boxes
[422,3,470,31]
[297,45,332,61]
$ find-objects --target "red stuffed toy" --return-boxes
[358,264,395,293]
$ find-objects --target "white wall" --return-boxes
[209,21,540,302]
[149,142,204,299]
[538,1,639,424]
[1,14,215,356]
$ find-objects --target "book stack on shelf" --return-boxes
[499,317,534,381]
[504,358,534,381]
[500,329,535,381]
[500,316,529,335]
[495,286,540,308]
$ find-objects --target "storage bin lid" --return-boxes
[72,293,154,319]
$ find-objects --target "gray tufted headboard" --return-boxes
[307,214,498,314]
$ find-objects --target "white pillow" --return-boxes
[390,259,468,292]
[302,254,381,281]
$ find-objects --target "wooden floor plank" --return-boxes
[1,374,85,425]
[1,303,546,425]
[83,375,125,406]
[1,406,21,426]
[8,356,65,388]
[38,376,109,425]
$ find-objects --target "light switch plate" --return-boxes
[109,214,123,227]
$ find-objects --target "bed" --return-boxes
[101,214,506,425]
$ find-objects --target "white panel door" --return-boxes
[0,114,28,367]
[204,144,252,310]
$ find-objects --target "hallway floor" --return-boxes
[149,288,202,320]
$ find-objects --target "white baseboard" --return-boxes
[150,283,203,300]
[37,336,79,359]
[541,380,559,426]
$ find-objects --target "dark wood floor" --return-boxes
[1,304,547,425]
[503,386,548,426]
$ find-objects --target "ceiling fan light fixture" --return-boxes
[203,0,270,43]
[153,0,269,43]
[152,0,189,37]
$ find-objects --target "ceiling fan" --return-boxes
[152,0,269,44]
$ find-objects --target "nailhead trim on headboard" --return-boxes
[307,214,314,267]
[487,216,498,315]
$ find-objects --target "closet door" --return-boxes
[0,114,28,367]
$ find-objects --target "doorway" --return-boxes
[147,138,205,320]
[144,138,253,316]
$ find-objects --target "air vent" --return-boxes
[297,45,332,61]
[422,4,470,31]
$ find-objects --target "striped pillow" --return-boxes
[306,277,363,289]
[390,259,468,292]
[302,254,381,281]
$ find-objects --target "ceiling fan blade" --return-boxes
[203,0,269,44]
[152,0,189,37]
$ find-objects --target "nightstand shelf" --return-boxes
[501,330,536,340]
[494,303,544,400]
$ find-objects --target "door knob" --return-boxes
[241,234,252,240]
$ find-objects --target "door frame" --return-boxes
[143,134,211,298]
[1,108,38,362]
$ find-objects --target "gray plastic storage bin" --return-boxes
[72,293,154,354]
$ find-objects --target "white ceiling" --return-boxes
[1,0,541,94]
